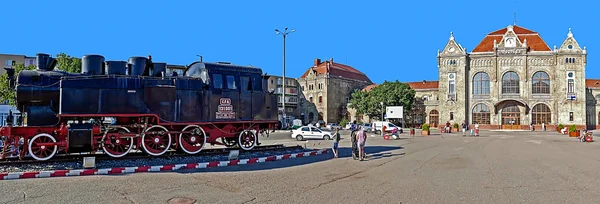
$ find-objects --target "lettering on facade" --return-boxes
[216,98,236,119]
[498,49,526,55]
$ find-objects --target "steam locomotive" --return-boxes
[0,53,279,161]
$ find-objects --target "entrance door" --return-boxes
[501,104,520,129]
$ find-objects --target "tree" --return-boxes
[349,80,416,120]
[0,63,36,106]
[55,53,82,73]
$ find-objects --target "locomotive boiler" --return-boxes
[0,53,279,161]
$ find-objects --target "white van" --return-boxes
[372,121,403,134]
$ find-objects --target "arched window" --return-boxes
[472,103,491,124]
[502,71,520,94]
[532,104,551,124]
[429,110,439,127]
[532,71,550,94]
[472,72,490,95]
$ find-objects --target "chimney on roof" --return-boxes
[330,58,333,64]
[423,80,426,84]
[314,58,321,66]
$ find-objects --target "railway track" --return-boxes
[0,144,302,165]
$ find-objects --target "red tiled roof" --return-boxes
[472,25,551,52]
[488,25,537,35]
[362,84,378,92]
[406,80,439,90]
[586,79,600,88]
[301,59,372,83]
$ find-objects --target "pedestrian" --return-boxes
[475,123,480,136]
[332,128,341,158]
[462,121,467,137]
[357,126,367,161]
[351,126,359,160]
[542,123,546,131]
[445,121,451,133]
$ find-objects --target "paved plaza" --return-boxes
[2,130,600,203]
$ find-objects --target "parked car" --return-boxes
[291,126,333,141]
[372,121,403,134]
[326,123,341,130]
[362,123,373,132]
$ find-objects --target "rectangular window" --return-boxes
[570,112,574,121]
[270,80,273,84]
[226,75,237,89]
[213,74,223,89]
[5,60,12,66]
[568,79,574,93]
[319,96,323,103]
[277,87,281,93]
[277,78,282,85]
[450,112,454,120]
[241,76,252,92]
[449,80,455,94]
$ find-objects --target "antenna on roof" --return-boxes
[513,0,517,25]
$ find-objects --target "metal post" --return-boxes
[282,34,286,127]
[275,28,295,128]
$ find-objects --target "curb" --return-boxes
[0,149,329,181]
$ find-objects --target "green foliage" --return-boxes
[339,118,349,128]
[453,123,459,129]
[55,53,82,73]
[349,80,416,120]
[0,63,36,106]
[422,123,430,131]
[568,125,577,133]
[558,124,564,130]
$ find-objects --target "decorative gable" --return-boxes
[557,28,585,54]
[439,32,466,57]
[497,25,524,49]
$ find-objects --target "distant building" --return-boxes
[1,53,36,75]
[298,58,373,124]
[265,75,302,125]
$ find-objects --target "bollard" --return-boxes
[83,157,96,169]
[228,150,240,160]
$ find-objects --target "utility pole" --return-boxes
[275,28,295,128]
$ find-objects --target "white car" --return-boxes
[291,126,333,141]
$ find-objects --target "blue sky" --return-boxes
[1,0,597,83]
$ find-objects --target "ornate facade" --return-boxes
[298,58,372,124]
[420,24,591,130]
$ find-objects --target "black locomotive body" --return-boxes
[0,53,279,161]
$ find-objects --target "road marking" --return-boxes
[527,140,542,144]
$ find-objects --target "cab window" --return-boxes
[226,75,237,90]
[311,127,321,132]
[213,74,223,89]
[241,76,252,92]
[301,127,310,131]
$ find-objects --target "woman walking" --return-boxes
[357,126,367,161]
[332,128,341,158]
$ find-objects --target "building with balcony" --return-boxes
[265,75,316,125]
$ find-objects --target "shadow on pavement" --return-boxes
[167,145,404,174]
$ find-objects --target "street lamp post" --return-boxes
[380,102,384,121]
[275,27,295,128]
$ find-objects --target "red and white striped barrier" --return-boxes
[0,149,328,180]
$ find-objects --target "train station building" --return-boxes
[413,24,595,130]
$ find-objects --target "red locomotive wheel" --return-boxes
[238,130,257,151]
[141,125,172,156]
[178,125,206,154]
[28,133,58,161]
[102,127,134,158]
